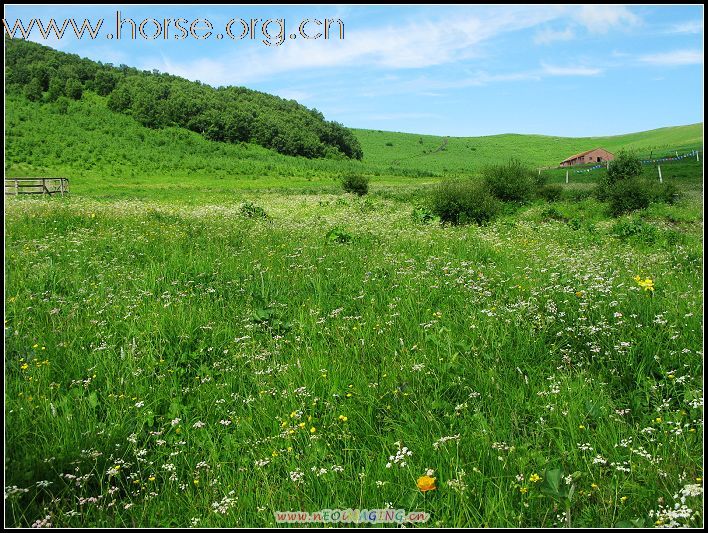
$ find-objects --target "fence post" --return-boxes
[15,179,19,195]
[657,165,662,183]
[565,170,569,184]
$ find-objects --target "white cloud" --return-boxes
[541,63,603,76]
[666,20,703,35]
[534,26,575,45]
[639,49,703,66]
[575,5,640,34]
[142,7,563,85]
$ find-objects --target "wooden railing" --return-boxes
[4,177,69,196]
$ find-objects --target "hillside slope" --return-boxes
[4,37,362,160]
[4,90,702,200]
[354,124,703,172]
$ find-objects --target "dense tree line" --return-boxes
[4,37,363,160]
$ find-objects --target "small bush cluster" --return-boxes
[411,206,437,225]
[429,179,500,225]
[649,182,680,204]
[608,179,651,217]
[341,174,369,196]
[239,201,268,218]
[482,158,537,203]
[611,218,659,244]
[593,151,668,217]
[325,227,353,244]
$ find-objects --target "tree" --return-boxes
[93,70,118,96]
[24,77,44,102]
[598,150,643,200]
[65,78,83,100]
[45,77,64,102]
[607,150,642,185]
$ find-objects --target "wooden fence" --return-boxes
[4,177,69,196]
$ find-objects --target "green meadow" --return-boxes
[4,50,704,527]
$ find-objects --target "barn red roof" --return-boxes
[560,148,613,164]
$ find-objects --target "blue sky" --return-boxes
[4,4,704,137]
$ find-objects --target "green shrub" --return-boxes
[325,227,353,244]
[598,150,642,199]
[239,201,267,218]
[540,206,568,222]
[341,174,369,196]
[537,184,563,202]
[611,218,658,244]
[649,182,680,204]
[411,206,437,225]
[430,179,500,225]
[482,158,536,203]
[608,179,651,217]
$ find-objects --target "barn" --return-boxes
[559,148,615,167]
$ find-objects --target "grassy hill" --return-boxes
[4,91,703,201]
[354,124,703,172]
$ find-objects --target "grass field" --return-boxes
[4,94,703,201]
[4,91,705,528]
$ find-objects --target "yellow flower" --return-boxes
[338,415,348,422]
[529,474,541,483]
[634,276,655,292]
[310,427,316,434]
[519,486,528,494]
[417,475,436,493]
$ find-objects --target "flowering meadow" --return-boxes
[4,188,703,528]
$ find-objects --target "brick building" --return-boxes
[560,148,615,167]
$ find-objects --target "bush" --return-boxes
[325,227,353,244]
[239,201,267,218]
[598,150,642,199]
[430,179,500,225]
[611,218,658,244]
[341,174,369,196]
[607,150,642,183]
[608,179,651,217]
[537,184,563,202]
[649,182,680,204]
[411,206,437,225]
[540,206,568,222]
[482,158,536,203]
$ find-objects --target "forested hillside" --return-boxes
[4,37,363,160]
